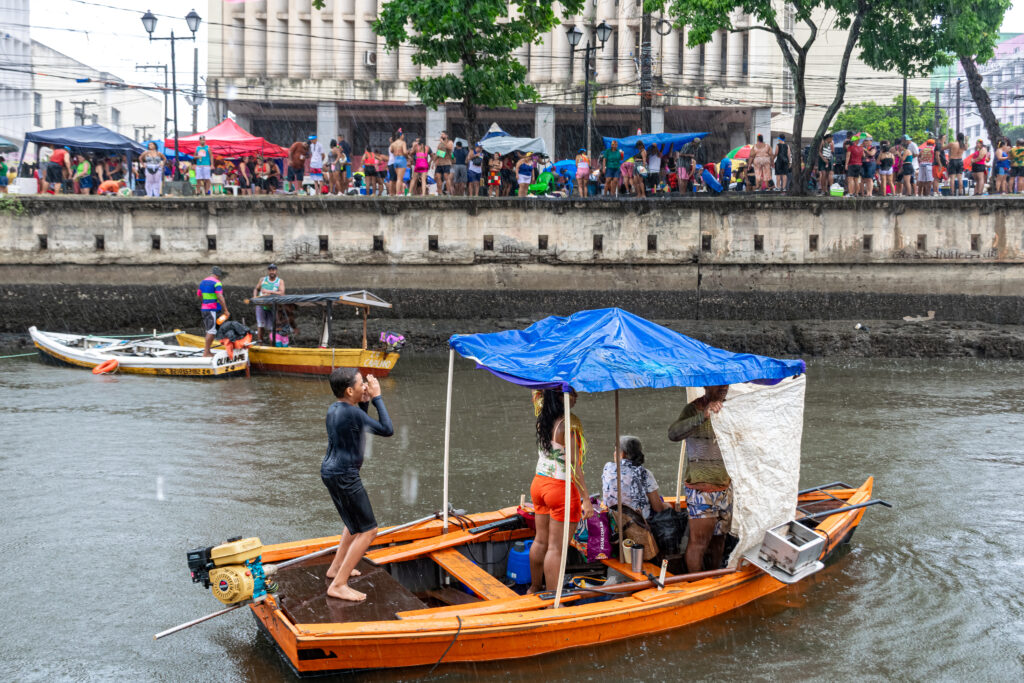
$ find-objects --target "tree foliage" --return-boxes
[368,0,582,142]
[833,97,949,143]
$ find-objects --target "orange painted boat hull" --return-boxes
[175,333,399,377]
[248,478,876,676]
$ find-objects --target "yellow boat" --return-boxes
[177,290,400,377]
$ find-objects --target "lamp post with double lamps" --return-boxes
[567,21,612,158]
[141,9,201,180]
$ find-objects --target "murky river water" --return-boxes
[1,353,1022,681]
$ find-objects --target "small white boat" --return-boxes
[29,327,248,378]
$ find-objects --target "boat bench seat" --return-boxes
[430,548,518,601]
[601,557,671,582]
[396,592,582,620]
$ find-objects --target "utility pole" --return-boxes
[901,77,908,136]
[70,99,97,126]
[934,89,940,137]
[639,12,653,134]
[192,46,199,133]
[134,124,156,141]
[955,78,962,138]
[136,63,169,139]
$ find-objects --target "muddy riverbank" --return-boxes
[5,317,1024,359]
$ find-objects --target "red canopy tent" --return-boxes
[165,118,288,158]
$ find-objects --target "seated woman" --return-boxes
[601,435,666,521]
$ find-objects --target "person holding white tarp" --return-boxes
[668,385,732,573]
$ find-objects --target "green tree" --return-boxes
[857,1,1010,148]
[315,0,583,145]
[833,97,949,144]
[655,0,872,194]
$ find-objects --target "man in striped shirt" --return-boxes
[197,266,229,357]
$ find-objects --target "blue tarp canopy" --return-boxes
[602,132,709,155]
[448,308,806,393]
[24,124,145,154]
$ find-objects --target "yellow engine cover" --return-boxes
[210,537,262,566]
[209,565,255,605]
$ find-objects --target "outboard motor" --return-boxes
[187,537,276,605]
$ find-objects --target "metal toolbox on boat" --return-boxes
[759,521,824,574]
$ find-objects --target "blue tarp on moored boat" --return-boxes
[448,308,806,393]
[601,132,709,155]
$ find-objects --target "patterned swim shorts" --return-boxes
[685,485,733,536]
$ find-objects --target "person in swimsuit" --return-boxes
[972,139,989,196]
[411,139,431,196]
[860,136,877,197]
[1010,138,1024,194]
[515,154,535,197]
[390,130,408,196]
[994,138,1011,195]
[434,131,454,196]
[321,368,394,602]
[943,133,966,196]
[528,389,593,594]
[877,142,895,196]
[751,134,773,191]
[574,148,590,197]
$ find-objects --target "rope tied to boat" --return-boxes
[426,615,462,677]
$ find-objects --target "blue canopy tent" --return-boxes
[442,308,806,606]
[602,132,710,156]
[19,124,146,189]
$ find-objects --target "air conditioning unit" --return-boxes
[364,51,377,67]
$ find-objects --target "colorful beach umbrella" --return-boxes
[725,144,753,161]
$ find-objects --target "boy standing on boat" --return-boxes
[197,266,229,357]
[322,368,394,601]
[252,264,285,344]
[668,385,732,572]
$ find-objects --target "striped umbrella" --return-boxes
[725,144,753,161]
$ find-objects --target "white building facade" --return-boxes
[0,0,32,153]
[206,0,928,157]
[29,41,163,146]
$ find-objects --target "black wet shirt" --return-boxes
[321,397,393,476]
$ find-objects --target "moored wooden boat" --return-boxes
[176,290,400,377]
[30,327,247,377]
[248,479,875,676]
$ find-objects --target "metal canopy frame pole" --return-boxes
[361,307,368,350]
[674,441,686,510]
[614,389,624,562]
[441,348,455,534]
[271,303,277,348]
[554,389,573,609]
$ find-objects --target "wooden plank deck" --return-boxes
[429,548,518,601]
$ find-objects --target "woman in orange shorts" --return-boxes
[528,388,593,594]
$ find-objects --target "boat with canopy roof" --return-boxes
[162,309,889,675]
[176,290,401,376]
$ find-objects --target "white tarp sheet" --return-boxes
[711,375,807,568]
[479,136,548,156]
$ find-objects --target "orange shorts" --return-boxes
[530,474,581,523]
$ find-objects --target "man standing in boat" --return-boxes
[197,266,229,357]
[668,386,732,572]
[252,263,285,344]
[322,368,394,602]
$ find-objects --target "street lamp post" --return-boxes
[567,21,612,159]
[141,9,201,180]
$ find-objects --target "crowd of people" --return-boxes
[12,128,1024,199]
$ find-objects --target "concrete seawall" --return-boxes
[1,196,1022,340]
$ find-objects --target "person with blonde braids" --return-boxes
[527,388,593,594]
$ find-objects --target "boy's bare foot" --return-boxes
[327,584,366,602]
[325,567,361,579]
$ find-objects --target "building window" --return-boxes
[54,100,62,128]
[111,108,120,129]
[698,44,706,82]
[719,31,727,77]
[678,30,686,77]
[33,93,41,126]
[611,30,619,75]
[742,32,749,77]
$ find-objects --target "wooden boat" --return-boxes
[176,290,400,377]
[30,326,247,377]
[249,480,876,676]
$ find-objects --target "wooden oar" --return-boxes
[153,508,462,640]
